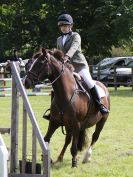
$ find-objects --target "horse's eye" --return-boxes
[41,60,45,64]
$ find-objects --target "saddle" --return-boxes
[73,72,106,98]
[73,72,91,98]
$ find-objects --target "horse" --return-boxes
[24,48,110,167]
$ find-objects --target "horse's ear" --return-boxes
[42,48,47,56]
[33,53,41,59]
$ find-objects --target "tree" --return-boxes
[0,0,133,62]
[0,1,47,60]
[44,0,133,62]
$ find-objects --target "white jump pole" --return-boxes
[0,134,9,177]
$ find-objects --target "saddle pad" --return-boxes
[95,84,106,98]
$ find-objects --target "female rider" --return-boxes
[44,13,109,120]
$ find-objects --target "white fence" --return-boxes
[0,134,9,177]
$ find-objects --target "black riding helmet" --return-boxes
[57,14,73,26]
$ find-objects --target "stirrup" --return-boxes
[43,108,51,120]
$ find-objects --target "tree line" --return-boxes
[0,0,133,63]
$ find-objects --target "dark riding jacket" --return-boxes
[57,32,89,72]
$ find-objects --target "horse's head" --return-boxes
[24,47,74,89]
[24,48,49,88]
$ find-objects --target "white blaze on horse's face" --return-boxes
[28,58,38,72]
[23,58,38,86]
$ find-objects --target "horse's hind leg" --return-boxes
[82,117,107,163]
[55,132,72,164]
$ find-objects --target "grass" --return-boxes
[0,87,133,177]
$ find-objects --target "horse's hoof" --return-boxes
[82,147,92,163]
[53,160,61,167]
[82,157,91,164]
[82,153,92,163]
[53,156,63,165]
[41,154,53,163]
[72,165,77,168]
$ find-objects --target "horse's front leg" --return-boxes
[71,122,80,167]
[44,121,59,143]
[55,130,72,164]
[43,121,59,163]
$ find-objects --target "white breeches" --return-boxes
[78,68,95,89]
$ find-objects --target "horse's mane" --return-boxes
[32,48,74,72]
[52,49,74,72]
[32,49,42,59]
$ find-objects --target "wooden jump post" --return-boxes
[9,62,50,177]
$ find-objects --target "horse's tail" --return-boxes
[77,129,88,151]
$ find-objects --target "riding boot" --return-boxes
[90,86,109,114]
[43,90,54,120]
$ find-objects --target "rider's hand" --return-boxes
[64,55,70,63]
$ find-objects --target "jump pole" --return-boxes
[9,61,50,177]
[0,92,51,97]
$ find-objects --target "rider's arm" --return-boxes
[65,33,81,59]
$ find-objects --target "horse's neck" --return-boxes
[52,69,76,103]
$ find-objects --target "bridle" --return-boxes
[27,53,65,86]
[26,52,82,135]
[47,62,64,86]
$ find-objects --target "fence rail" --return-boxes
[0,63,133,91]
[90,65,133,91]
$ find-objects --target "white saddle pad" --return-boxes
[95,84,106,98]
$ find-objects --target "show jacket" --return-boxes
[57,32,89,72]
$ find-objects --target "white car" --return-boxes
[116,60,133,75]
[115,60,133,85]
[92,56,133,86]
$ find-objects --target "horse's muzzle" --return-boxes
[23,76,33,89]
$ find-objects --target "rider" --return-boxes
[44,13,109,120]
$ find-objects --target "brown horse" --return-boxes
[24,48,110,167]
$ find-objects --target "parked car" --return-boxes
[115,60,133,85]
[92,56,133,86]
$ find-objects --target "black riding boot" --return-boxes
[90,86,109,114]
[43,91,54,120]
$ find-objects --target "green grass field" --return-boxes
[0,87,133,177]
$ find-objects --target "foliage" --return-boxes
[0,0,133,62]
[45,0,133,60]
[112,46,133,57]
[0,1,47,59]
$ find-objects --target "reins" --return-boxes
[27,55,65,87]
[44,57,79,135]
[27,53,83,135]
[40,62,65,86]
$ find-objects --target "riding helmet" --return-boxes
[57,14,73,26]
